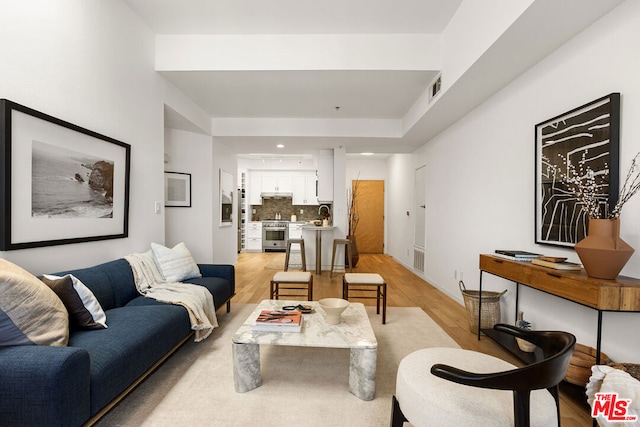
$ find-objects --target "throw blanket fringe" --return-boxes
[125,251,218,342]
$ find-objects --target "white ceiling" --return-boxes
[125,0,461,35]
[126,0,625,157]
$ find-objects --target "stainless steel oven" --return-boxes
[262,221,288,252]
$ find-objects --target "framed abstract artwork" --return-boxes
[535,93,620,247]
[0,99,130,250]
[164,172,192,207]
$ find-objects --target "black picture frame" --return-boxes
[535,93,620,247]
[0,99,130,250]
[164,171,192,207]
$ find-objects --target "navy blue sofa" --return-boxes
[0,258,235,427]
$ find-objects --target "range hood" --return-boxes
[260,192,293,199]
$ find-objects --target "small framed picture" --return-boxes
[164,172,191,207]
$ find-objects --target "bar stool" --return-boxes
[270,271,313,301]
[330,238,353,277]
[342,273,387,324]
[284,238,306,271]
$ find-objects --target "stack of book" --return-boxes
[493,250,583,270]
[531,256,582,271]
[252,310,303,332]
[494,250,541,261]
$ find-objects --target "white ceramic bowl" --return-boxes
[318,298,350,324]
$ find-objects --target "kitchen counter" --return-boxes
[301,226,337,274]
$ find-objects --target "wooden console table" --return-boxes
[478,254,640,364]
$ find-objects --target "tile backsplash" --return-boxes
[251,198,331,222]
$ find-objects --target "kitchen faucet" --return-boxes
[318,205,330,217]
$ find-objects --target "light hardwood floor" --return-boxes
[233,251,592,426]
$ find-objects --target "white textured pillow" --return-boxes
[42,274,108,329]
[151,242,202,282]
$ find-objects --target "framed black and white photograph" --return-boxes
[164,171,191,207]
[220,169,233,226]
[0,99,130,250]
[535,93,620,247]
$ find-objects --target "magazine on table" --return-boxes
[253,310,303,332]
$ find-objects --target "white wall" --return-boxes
[164,129,238,265]
[212,139,239,265]
[389,0,640,362]
[164,128,214,262]
[0,0,165,274]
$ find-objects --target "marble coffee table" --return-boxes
[232,299,378,400]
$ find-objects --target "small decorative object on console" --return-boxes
[515,312,536,352]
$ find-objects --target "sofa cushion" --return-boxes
[53,259,138,310]
[42,274,107,330]
[184,276,233,309]
[151,242,202,282]
[68,304,191,416]
[0,259,69,347]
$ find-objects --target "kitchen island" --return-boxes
[301,225,338,274]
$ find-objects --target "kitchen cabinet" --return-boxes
[248,171,263,205]
[245,222,262,251]
[288,222,304,239]
[261,171,293,193]
[292,171,318,205]
[317,150,333,202]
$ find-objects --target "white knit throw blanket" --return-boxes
[125,251,218,342]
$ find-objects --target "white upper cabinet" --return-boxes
[293,171,318,205]
[261,171,293,193]
[248,171,263,205]
[317,151,333,202]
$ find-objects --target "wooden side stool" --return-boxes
[330,238,353,277]
[270,272,313,301]
[342,273,387,324]
[284,238,306,271]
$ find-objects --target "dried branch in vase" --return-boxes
[347,176,361,236]
[543,150,640,219]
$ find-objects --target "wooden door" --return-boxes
[353,180,384,253]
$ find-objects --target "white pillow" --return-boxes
[151,242,202,282]
[42,274,108,329]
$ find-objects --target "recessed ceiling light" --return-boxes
[276,144,284,148]
[361,152,374,156]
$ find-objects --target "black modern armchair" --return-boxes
[391,324,576,427]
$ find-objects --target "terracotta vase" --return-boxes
[574,218,634,280]
[346,235,360,268]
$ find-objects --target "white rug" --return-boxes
[95,304,460,427]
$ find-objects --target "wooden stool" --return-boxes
[284,238,306,271]
[342,273,386,324]
[330,238,353,277]
[270,272,313,301]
